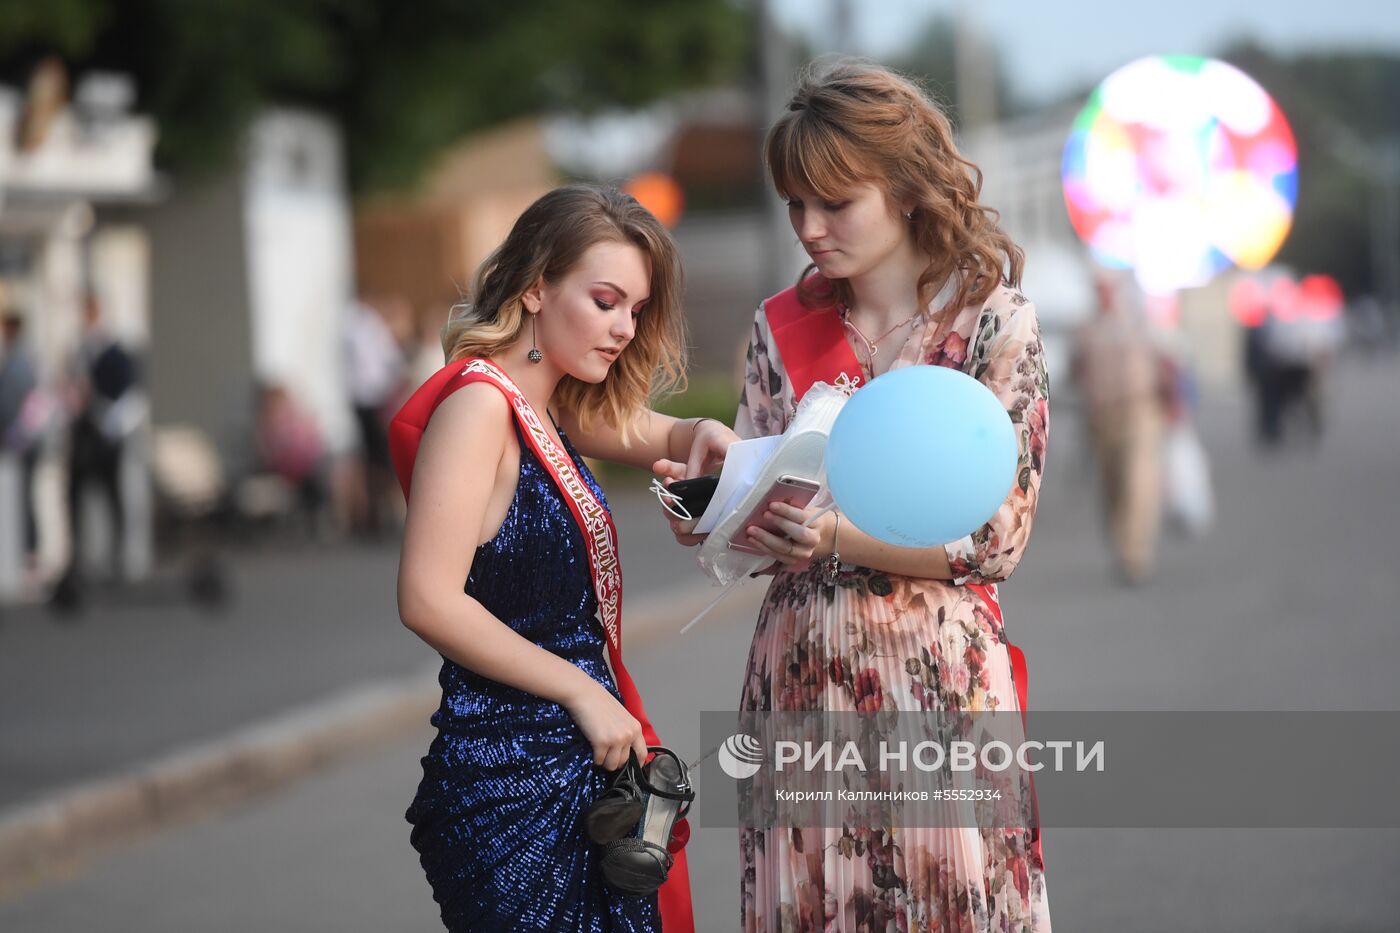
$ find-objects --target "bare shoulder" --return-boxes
[399,381,517,599]
[431,381,510,429]
[419,381,513,462]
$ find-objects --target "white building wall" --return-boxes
[242,110,356,454]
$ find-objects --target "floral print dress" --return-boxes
[733,282,1052,933]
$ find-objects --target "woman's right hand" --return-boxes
[652,459,707,546]
[565,681,648,772]
[685,418,740,478]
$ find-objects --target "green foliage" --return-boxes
[654,373,741,423]
[0,0,108,60]
[591,374,740,485]
[0,0,748,190]
[888,15,961,115]
[889,14,1012,126]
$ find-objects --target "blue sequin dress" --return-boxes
[405,420,657,932]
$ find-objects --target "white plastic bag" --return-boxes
[1164,421,1214,537]
[696,381,850,585]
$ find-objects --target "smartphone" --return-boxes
[727,475,822,555]
[665,473,720,518]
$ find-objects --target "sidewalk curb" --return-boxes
[0,670,440,901]
[0,578,764,899]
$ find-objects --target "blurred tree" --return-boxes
[890,15,959,113]
[890,13,1015,128]
[0,0,749,191]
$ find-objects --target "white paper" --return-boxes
[692,434,782,534]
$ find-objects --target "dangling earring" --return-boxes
[528,312,543,363]
[905,209,914,221]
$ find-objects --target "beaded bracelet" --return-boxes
[823,511,842,585]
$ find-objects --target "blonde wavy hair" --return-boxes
[440,184,687,442]
[765,60,1024,312]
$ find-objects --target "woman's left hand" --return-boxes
[743,502,830,571]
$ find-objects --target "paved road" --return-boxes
[4,355,1400,931]
[0,478,699,814]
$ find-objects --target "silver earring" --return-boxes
[905,210,914,220]
[528,312,543,363]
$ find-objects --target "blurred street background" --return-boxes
[1,1,1398,931]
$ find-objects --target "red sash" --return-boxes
[389,357,695,931]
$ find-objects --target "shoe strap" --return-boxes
[632,747,697,803]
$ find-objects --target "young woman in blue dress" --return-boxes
[392,185,733,931]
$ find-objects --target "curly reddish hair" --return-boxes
[765,60,1024,312]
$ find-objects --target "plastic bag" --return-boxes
[696,381,850,585]
[1164,421,1214,537]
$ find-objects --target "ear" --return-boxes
[520,276,545,314]
[886,185,915,219]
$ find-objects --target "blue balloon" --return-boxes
[826,366,1018,547]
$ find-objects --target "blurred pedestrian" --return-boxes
[1071,274,1165,584]
[254,383,328,537]
[1248,314,1309,446]
[409,308,448,387]
[1243,316,1277,442]
[53,293,143,605]
[1250,306,1344,449]
[343,295,406,538]
[1,311,42,571]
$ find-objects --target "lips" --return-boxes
[596,348,622,361]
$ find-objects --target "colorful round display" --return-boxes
[1062,56,1298,294]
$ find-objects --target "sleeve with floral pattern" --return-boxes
[732,304,788,441]
[943,297,1051,585]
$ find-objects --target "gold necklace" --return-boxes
[840,305,928,377]
[840,307,924,354]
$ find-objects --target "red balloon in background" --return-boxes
[1270,277,1301,322]
[1299,274,1344,320]
[1232,272,1345,327]
[1229,277,1268,328]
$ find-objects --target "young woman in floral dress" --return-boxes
[665,62,1052,932]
